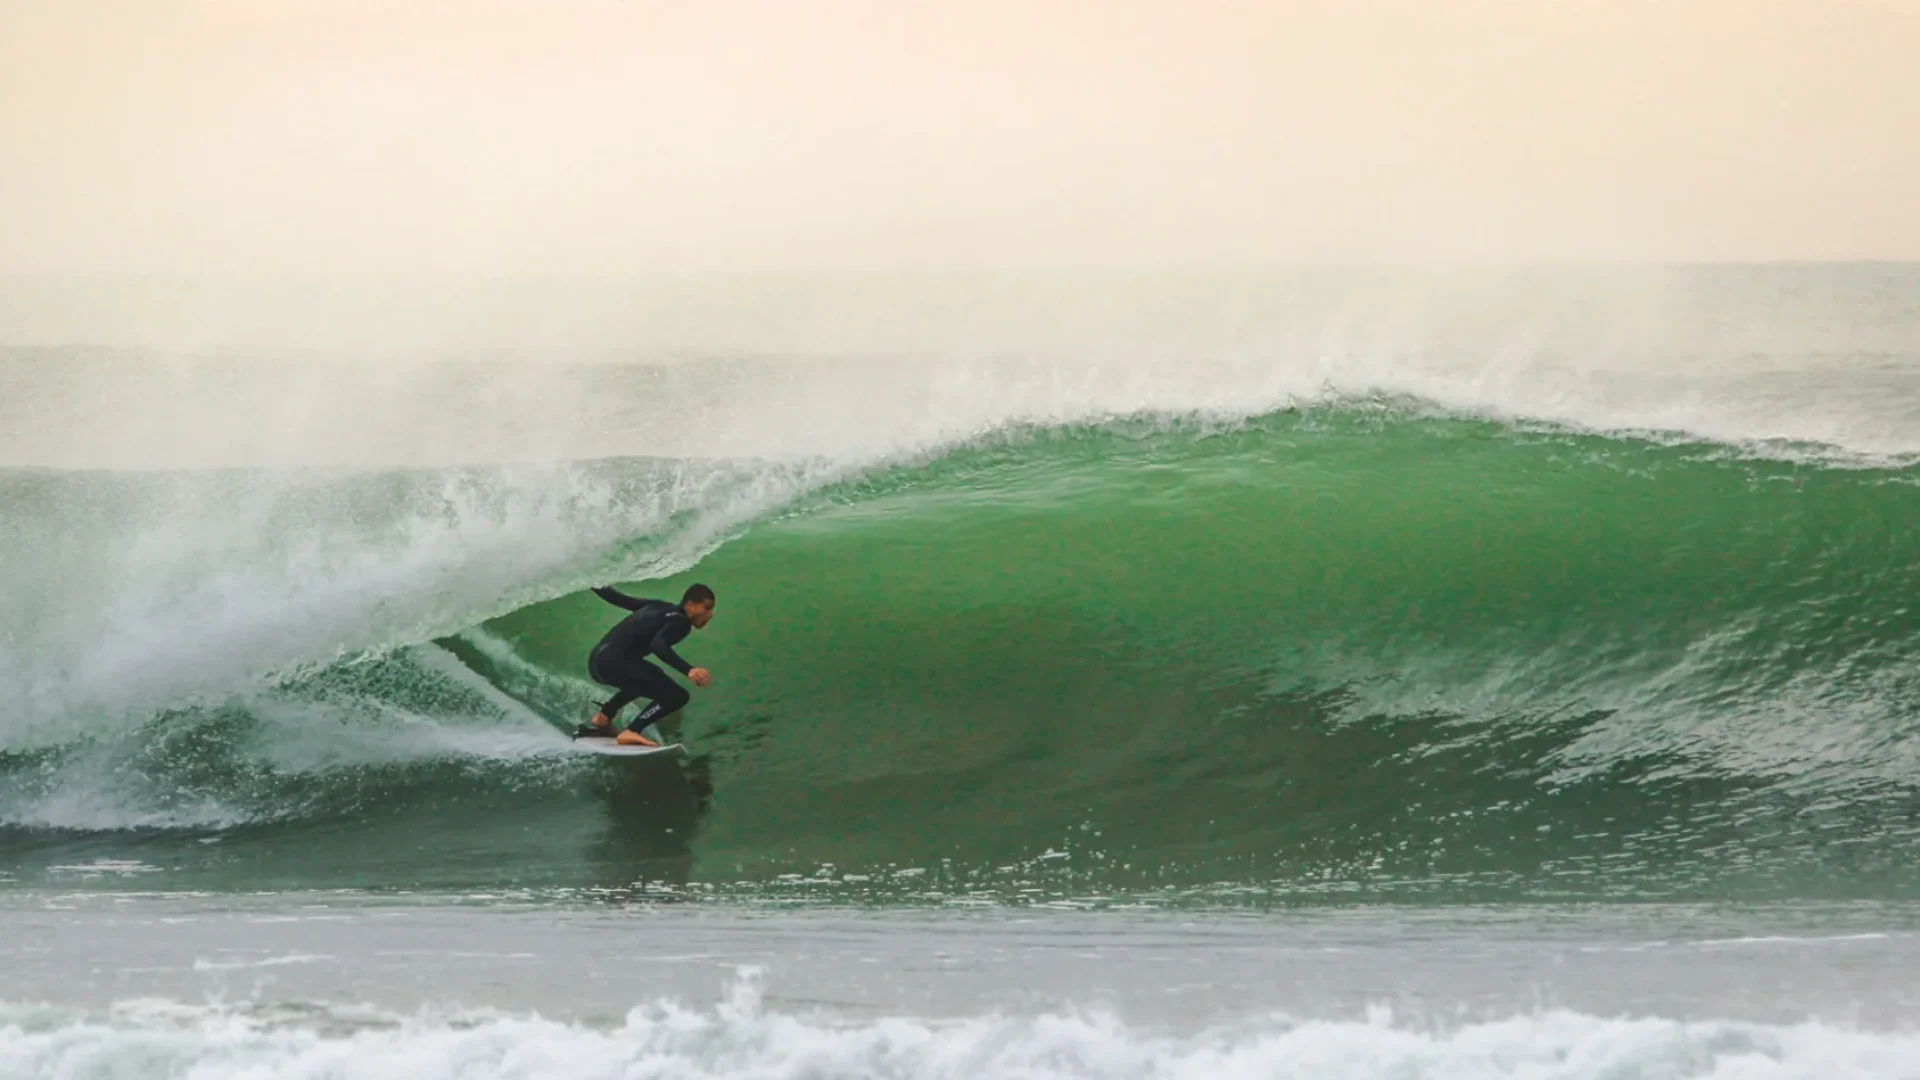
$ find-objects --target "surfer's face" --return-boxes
[686,599,716,629]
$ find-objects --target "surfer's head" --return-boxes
[681,583,717,629]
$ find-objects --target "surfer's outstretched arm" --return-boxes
[592,585,652,611]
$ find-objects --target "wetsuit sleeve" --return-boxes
[591,586,651,611]
[648,616,695,676]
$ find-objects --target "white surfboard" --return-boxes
[571,737,686,758]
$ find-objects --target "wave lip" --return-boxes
[5,975,1916,1080]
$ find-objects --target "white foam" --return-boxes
[44,861,161,878]
[3,975,1916,1080]
[0,455,841,744]
[191,953,334,972]
[0,641,587,831]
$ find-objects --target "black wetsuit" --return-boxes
[587,587,696,731]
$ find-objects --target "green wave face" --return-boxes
[464,412,1920,900]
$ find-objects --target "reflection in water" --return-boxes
[583,748,715,893]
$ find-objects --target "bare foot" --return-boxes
[615,730,660,748]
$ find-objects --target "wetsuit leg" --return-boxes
[627,676,691,731]
[586,646,632,715]
[590,649,688,729]
[599,681,648,721]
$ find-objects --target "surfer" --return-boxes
[579,583,716,747]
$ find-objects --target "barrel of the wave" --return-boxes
[464,411,1920,900]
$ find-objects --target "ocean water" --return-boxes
[3,265,1919,1077]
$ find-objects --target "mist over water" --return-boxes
[6,265,1919,469]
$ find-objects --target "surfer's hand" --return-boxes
[690,667,712,687]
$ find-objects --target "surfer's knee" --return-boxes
[661,681,691,713]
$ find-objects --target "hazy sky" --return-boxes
[3,0,1918,274]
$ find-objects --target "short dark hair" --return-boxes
[682,583,715,608]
